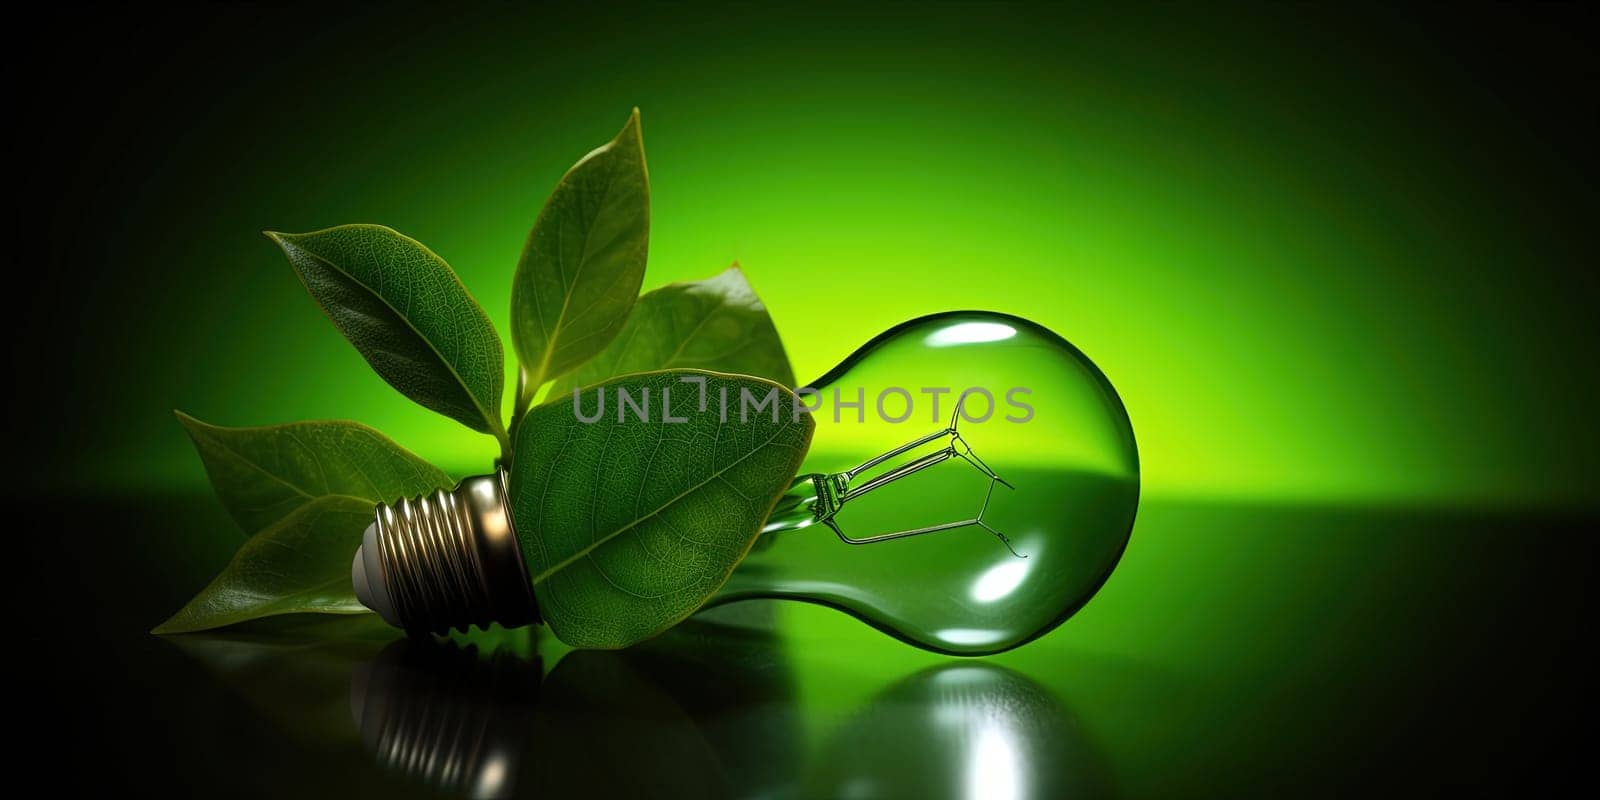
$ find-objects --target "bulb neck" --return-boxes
[367,470,540,635]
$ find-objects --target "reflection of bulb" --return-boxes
[350,640,540,799]
[352,311,1138,655]
[812,663,1113,798]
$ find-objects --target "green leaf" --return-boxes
[511,109,650,407]
[510,370,814,648]
[175,412,452,534]
[152,496,376,633]
[267,224,507,439]
[159,414,453,633]
[549,265,796,397]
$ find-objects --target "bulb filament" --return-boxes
[769,405,1024,557]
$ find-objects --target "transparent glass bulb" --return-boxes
[707,311,1139,655]
[353,312,1138,657]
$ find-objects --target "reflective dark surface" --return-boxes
[23,493,1593,796]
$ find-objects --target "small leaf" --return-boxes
[175,412,452,534]
[267,224,507,438]
[510,371,814,648]
[511,109,650,402]
[549,266,797,397]
[153,496,376,633]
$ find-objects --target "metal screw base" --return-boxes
[371,470,539,635]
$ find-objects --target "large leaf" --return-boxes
[510,370,814,648]
[267,224,507,438]
[153,496,376,633]
[549,266,796,397]
[175,412,451,534]
[511,109,650,404]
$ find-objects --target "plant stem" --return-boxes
[506,366,546,467]
[513,366,538,424]
[490,416,513,463]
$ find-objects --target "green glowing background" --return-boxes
[23,3,1596,507]
[16,4,1593,793]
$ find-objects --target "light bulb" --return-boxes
[352,311,1139,655]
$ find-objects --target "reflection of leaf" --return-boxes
[267,225,506,438]
[510,371,814,648]
[165,616,397,748]
[175,413,450,533]
[511,109,650,403]
[531,650,726,797]
[154,496,375,633]
[549,266,796,397]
